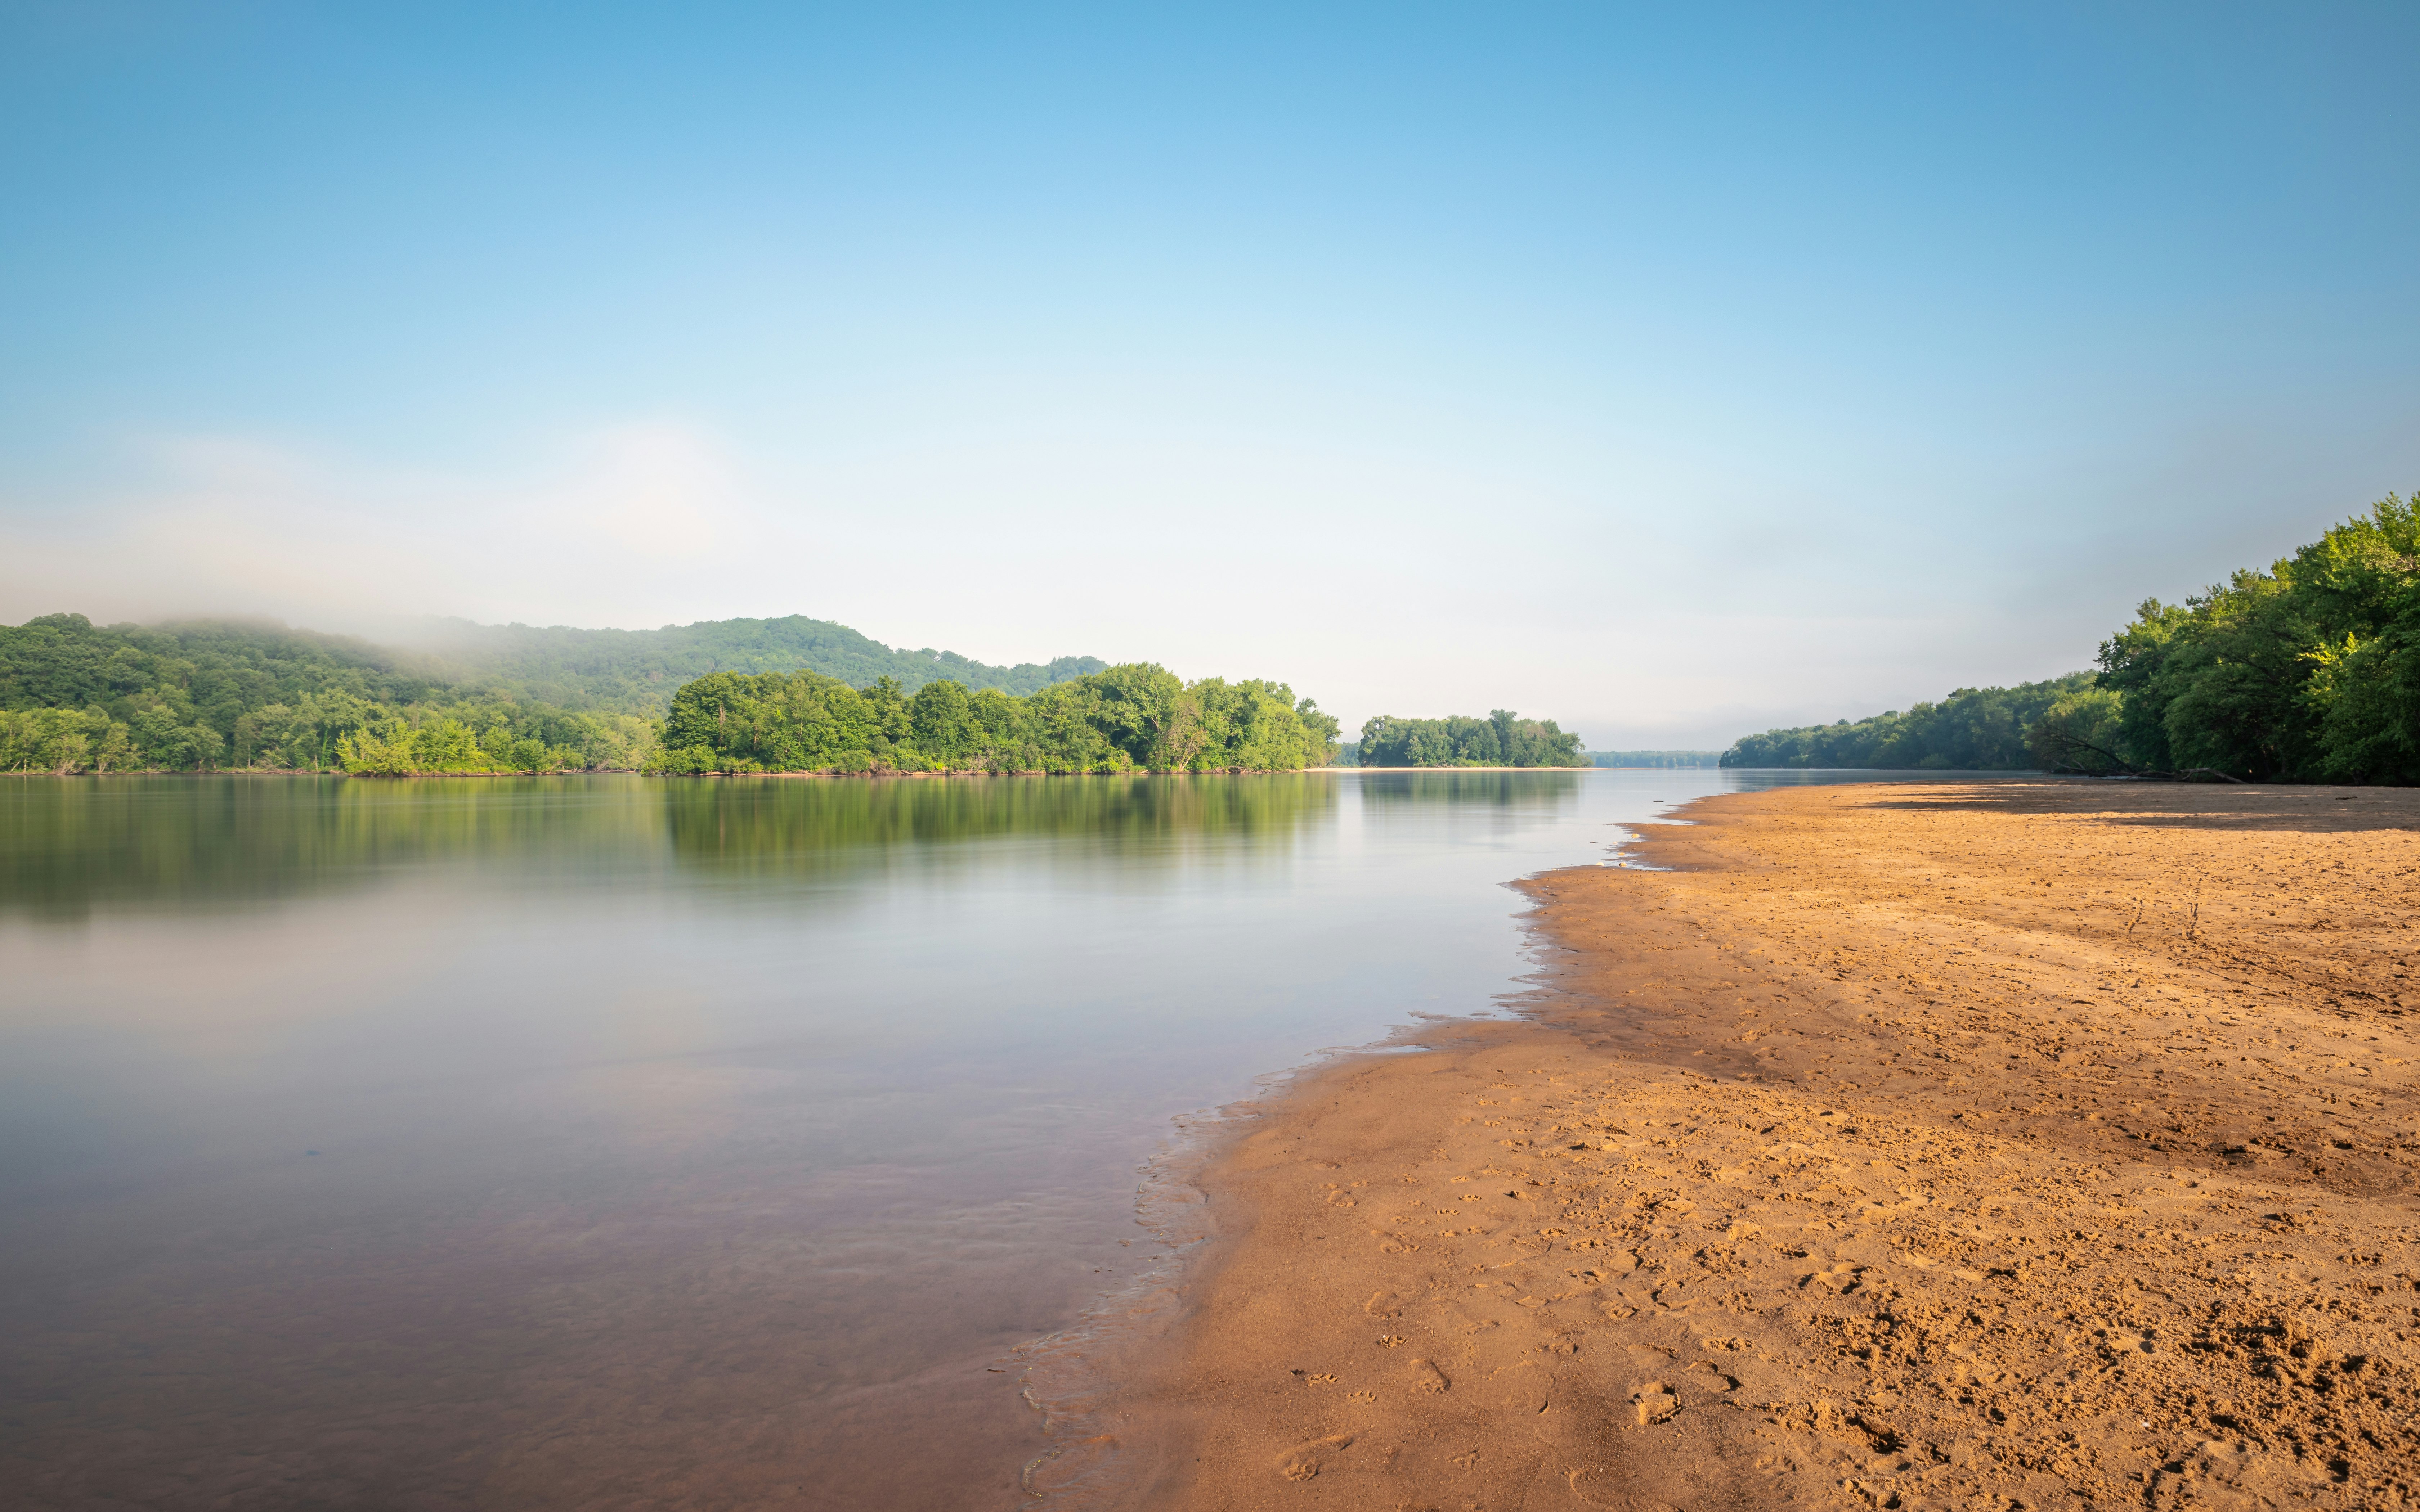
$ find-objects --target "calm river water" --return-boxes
[2,768,1888,1511]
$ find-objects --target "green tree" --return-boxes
[1357,710,1582,767]
[643,664,1335,776]
[909,679,981,764]
[2,612,1328,779]
[1723,674,2093,770]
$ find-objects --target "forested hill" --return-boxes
[0,612,1314,777]
[0,614,656,773]
[400,615,1105,714]
[1721,674,2093,769]
[0,612,1102,774]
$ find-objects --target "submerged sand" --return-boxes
[1104,781,2420,1510]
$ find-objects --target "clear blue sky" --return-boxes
[4,2,2416,745]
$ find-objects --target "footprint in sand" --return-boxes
[1273,1433,1353,1482]
[1801,1262,1864,1294]
[1408,1358,1451,1392]
[1630,1383,1680,1425]
[1364,1290,1403,1318]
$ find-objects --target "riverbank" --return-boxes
[1107,781,2420,1510]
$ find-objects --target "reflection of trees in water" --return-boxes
[1350,770,1587,810]
[662,773,1340,874]
[0,774,1352,919]
[0,776,667,921]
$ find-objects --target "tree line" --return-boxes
[2,611,1579,780]
[0,615,654,775]
[0,611,1119,776]
[1721,674,2094,770]
[647,664,1338,774]
[1351,710,1584,767]
[1,614,1340,777]
[1724,491,2420,782]
[2035,492,2420,781]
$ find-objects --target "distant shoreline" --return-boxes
[7,764,1607,780]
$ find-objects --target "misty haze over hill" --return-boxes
[1,608,1105,723]
[393,614,1105,715]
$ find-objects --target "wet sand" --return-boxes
[1112,781,2420,1510]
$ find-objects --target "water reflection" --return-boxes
[1351,768,1587,808]
[0,768,1862,1510]
[661,773,1342,879]
[0,776,665,920]
[0,773,1364,922]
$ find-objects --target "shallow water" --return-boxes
[0,768,1985,1510]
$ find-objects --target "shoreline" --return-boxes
[5,764,1602,780]
[1089,780,2420,1509]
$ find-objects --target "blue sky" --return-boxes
[4,3,2416,745]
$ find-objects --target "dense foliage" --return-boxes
[0,614,654,774]
[403,614,1103,715]
[1354,710,1584,767]
[0,609,1112,774]
[1721,674,2094,769]
[1589,750,1720,768]
[647,663,1340,774]
[2056,492,2420,782]
[0,614,1330,778]
[1724,491,2420,783]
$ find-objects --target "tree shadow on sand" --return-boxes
[1851,779,2420,835]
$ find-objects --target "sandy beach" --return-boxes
[1107,781,2420,1511]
